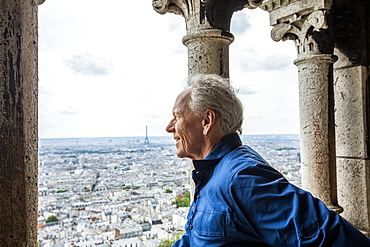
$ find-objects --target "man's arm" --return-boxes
[230,164,370,246]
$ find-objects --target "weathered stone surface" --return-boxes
[270,10,333,55]
[337,158,370,234]
[183,29,233,78]
[295,55,337,207]
[0,0,39,246]
[332,2,369,68]
[334,66,367,158]
[261,0,332,25]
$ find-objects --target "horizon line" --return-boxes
[39,133,300,140]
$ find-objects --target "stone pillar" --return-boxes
[152,0,263,78]
[294,52,340,210]
[0,0,43,245]
[264,1,342,212]
[183,29,233,78]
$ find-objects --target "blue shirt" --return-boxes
[173,133,370,246]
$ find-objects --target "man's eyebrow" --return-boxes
[173,110,186,118]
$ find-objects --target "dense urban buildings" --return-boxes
[37,135,300,246]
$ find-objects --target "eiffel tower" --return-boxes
[144,125,150,144]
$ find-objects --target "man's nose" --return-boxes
[166,119,175,133]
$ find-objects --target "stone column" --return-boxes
[294,52,340,211]
[264,2,342,212]
[183,29,233,78]
[0,0,43,245]
[152,0,263,78]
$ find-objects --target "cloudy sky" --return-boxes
[38,0,299,139]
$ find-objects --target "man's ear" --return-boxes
[202,109,217,135]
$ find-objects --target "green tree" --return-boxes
[158,232,183,246]
[175,192,191,208]
[45,215,59,223]
[56,189,68,193]
[184,192,190,199]
[165,189,173,193]
[158,239,175,247]
[176,197,190,208]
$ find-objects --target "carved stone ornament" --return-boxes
[152,0,263,31]
[152,0,263,16]
[152,0,188,17]
[244,0,265,9]
[271,10,329,55]
[39,0,46,5]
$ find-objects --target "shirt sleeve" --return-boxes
[172,231,190,247]
[229,163,370,246]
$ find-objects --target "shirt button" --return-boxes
[189,225,193,230]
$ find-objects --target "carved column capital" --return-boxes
[261,0,334,57]
[271,10,327,41]
[152,0,188,17]
[271,10,333,57]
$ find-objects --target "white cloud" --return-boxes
[231,9,252,35]
[64,53,112,75]
[59,106,78,115]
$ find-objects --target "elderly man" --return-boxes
[166,74,370,246]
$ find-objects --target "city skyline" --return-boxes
[37,134,301,246]
[38,1,299,139]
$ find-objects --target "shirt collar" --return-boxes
[192,132,242,170]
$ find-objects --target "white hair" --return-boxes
[185,74,244,134]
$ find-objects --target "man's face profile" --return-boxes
[166,91,205,160]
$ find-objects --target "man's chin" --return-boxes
[176,148,187,159]
[176,151,186,159]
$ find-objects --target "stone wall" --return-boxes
[333,1,370,235]
[0,0,39,245]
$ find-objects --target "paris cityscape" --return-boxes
[37,134,301,247]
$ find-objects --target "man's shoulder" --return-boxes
[219,145,283,181]
[224,144,268,165]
